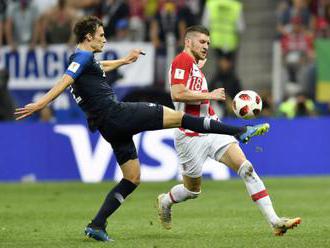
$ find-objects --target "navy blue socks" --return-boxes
[92,178,137,228]
[181,114,245,136]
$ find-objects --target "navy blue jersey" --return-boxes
[65,49,117,117]
[63,49,164,165]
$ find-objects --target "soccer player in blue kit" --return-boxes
[15,16,270,242]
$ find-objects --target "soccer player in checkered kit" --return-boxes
[157,25,301,236]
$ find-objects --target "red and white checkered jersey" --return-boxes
[169,51,217,136]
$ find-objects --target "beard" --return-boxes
[191,49,203,61]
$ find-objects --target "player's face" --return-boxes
[90,26,106,52]
[190,33,210,61]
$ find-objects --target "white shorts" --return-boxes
[174,130,238,178]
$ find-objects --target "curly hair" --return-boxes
[73,16,103,43]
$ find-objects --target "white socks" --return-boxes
[162,184,200,207]
[238,160,280,225]
[161,161,280,226]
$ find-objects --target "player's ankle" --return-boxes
[89,220,106,230]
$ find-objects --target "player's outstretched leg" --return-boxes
[157,184,200,229]
[237,123,270,143]
[163,108,269,142]
[237,160,301,235]
[179,114,270,143]
[272,217,302,236]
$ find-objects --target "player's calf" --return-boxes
[238,160,281,226]
[164,184,200,207]
[157,184,200,229]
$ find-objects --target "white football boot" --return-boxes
[157,193,172,230]
[272,217,301,236]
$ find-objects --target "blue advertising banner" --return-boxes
[0,117,329,182]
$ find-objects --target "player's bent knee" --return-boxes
[124,175,140,186]
[120,159,141,185]
[131,173,141,185]
[122,171,141,186]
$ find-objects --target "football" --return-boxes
[232,90,263,119]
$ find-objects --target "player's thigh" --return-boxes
[118,102,164,134]
[120,159,141,185]
[175,133,209,178]
[163,106,184,128]
[183,175,202,192]
[105,136,138,163]
[208,133,237,164]
[219,143,247,172]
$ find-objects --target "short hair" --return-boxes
[73,16,103,43]
[184,25,210,39]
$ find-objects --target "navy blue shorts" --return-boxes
[97,102,163,165]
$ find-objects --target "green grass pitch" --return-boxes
[1,177,330,248]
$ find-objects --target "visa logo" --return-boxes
[54,125,230,182]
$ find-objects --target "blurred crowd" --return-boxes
[0,0,329,122]
[276,0,330,118]
[0,0,205,48]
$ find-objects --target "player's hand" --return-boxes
[14,102,44,120]
[210,88,226,101]
[123,49,144,64]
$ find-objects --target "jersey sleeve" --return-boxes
[65,51,93,79]
[170,55,193,85]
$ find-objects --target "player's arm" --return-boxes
[15,75,74,120]
[171,56,226,102]
[15,51,92,120]
[171,83,226,102]
[101,49,144,72]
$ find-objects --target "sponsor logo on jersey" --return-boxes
[68,62,80,73]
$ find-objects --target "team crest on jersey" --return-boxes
[174,68,185,79]
[68,62,80,73]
